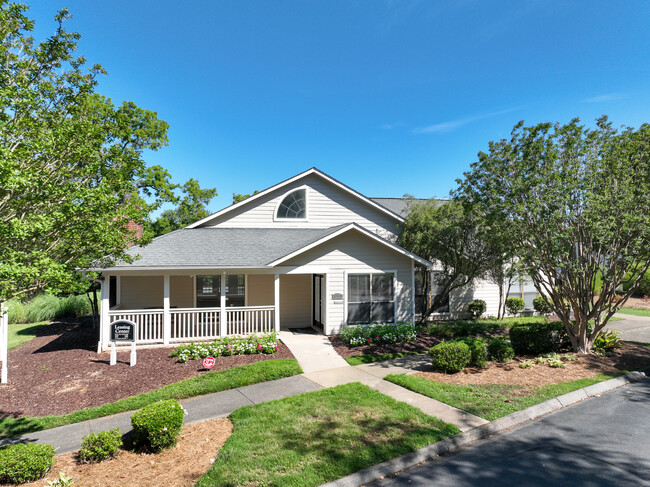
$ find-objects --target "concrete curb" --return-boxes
[322,368,649,487]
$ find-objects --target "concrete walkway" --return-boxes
[279,330,350,372]
[609,313,650,343]
[0,375,322,454]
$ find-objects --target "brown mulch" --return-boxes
[17,418,233,487]
[413,342,650,387]
[625,296,650,309]
[0,318,295,418]
[329,334,442,359]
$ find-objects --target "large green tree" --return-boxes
[457,117,650,353]
[0,3,185,300]
[399,198,499,322]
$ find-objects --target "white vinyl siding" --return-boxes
[281,232,413,334]
[200,174,399,238]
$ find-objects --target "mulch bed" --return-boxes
[328,334,442,359]
[413,342,650,386]
[0,318,295,418]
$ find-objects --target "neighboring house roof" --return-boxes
[95,224,432,271]
[369,197,448,217]
[187,167,406,228]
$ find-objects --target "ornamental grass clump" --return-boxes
[428,342,471,373]
[339,322,417,347]
[0,443,56,484]
[170,332,279,363]
[78,428,122,463]
[131,399,186,453]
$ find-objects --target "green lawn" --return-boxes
[385,373,615,421]
[196,382,459,487]
[345,351,424,366]
[0,359,302,439]
[8,322,50,350]
[617,307,650,317]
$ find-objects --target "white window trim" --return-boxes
[344,270,397,325]
[273,185,309,222]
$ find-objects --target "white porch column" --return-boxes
[100,278,110,352]
[274,274,280,333]
[220,272,227,336]
[1,304,8,384]
[163,274,170,345]
[116,276,122,307]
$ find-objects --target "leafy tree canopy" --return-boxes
[0,3,207,300]
[232,190,259,204]
[456,116,650,352]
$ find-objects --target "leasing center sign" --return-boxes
[110,320,136,342]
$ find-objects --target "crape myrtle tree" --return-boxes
[398,198,500,323]
[0,3,212,301]
[456,117,650,353]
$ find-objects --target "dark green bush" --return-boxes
[488,338,515,362]
[78,428,122,463]
[533,295,552,314]
[338,322,417,347]
[428,342,471,373]
[466,300,486,320]
[622,265,650,297]
[455,337,488,367]
[509,322,567,356]
[131,399,186,453]
[505,297,526,316]
[0,443,55,484]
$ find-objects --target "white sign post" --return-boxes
[109,320,137,367]
[1,303,8,384]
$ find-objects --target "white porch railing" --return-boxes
[106,305,275,346]
[226,306,275,335]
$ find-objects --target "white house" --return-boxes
[91,168,522,352]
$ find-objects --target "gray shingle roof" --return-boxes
[370,197,447,217]
[101,226,348,270]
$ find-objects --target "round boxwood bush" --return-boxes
[429,341,471,373]
[131,399,186,453]
[533,296,552,314]
[505,297,525,316]
[509,321,567,356]
[78,428,123,463]
[466,299,487,320]
[455,337,488,368]
[487,337,515,362]
[0,443,55,484]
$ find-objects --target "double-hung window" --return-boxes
[347,272,395,324]
[196,275,246,308]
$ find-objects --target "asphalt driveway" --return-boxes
[607,314,650,343]
[371,378,650,487]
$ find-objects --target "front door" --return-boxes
[313,274,324,331]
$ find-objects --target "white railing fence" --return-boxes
[107,305,275,347]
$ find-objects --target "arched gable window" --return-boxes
[276,189,307,219]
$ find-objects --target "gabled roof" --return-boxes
[268,223,433,268]
[92,224,432,271]
[187,167,406,228]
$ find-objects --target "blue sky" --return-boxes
[27,0,650,212]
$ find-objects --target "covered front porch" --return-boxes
[98,271,325,351]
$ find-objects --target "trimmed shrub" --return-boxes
[428,342,471,373]
[487,337,515,362]
[425,317,547,340]
[0,443,56,484]
[338,322,417,347]
[78,428,122,463]
[455,337,488,368]
[532,295,552,314]
[505,297,525,316]
[131,399,186,452]
[466,300,487,320]
[509,321,567,356]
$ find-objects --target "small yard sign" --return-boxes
[111,321,135,342]
[203,356,215,369]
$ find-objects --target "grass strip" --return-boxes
[0,359,302,439]
[7,322,50,351]
[385,373,616,421]
[617,307,650,317]
[345,351,425,365]
[196,382,459,487]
